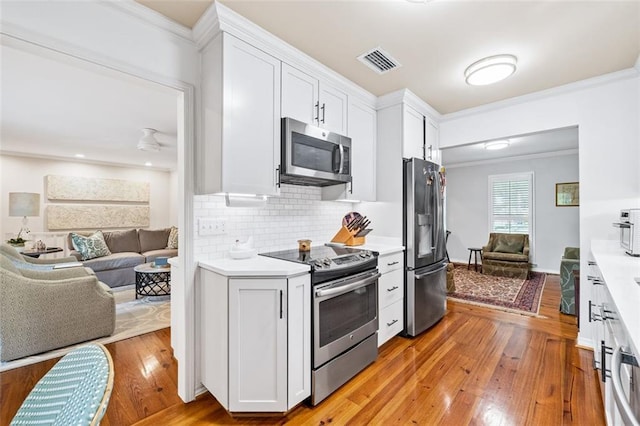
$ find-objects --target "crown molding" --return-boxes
[193,2,377,106]
[103,0,194,42]
[441,68,639,122]
[376,88,441,121]
[443,148,578,169]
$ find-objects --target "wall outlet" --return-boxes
[198,218,226,236]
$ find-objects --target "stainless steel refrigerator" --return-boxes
[403,157,447,337]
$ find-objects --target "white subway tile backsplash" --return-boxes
[194,185,353,260]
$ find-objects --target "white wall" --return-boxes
[445,153,579,272]
[439,70,640,347]
[169,170,179,226]
[194,185,354,259]
[0,154,175,237]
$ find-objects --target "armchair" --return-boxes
[482,233,530,279]
[0,254,115,362]
[559,247,580,315]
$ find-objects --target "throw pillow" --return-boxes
[494,239,524,254]
[167,226,178,249]
[70,231,112,261]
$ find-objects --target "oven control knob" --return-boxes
[323,258,331,266]
[314,261,324,268]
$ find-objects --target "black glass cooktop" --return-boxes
[260,245,364,264]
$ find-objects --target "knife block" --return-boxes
[330,225,365,246]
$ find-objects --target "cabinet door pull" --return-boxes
[589,301,602,322]
[314,102,320,123]
[601,340,613,382]
[588,261,596,266]
[387,286,399,292]
[427,144,433,160]
[387,261,399,266]
[276,166,281,188]
[321,103,326,124]
[279,290,283,319]
[387,319,398,327]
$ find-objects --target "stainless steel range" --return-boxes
[260,245,380,405]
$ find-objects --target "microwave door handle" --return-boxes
[613,222,631,228]
[338,144,345,174]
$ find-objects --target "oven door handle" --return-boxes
[315,273,381,298]
[612,345,640,426]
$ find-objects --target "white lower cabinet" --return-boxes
[200,269,310,413]
[377,251,405,347]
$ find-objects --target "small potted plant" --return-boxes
[7,228,29,247]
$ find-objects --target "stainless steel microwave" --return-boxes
[613,209,640,256]
[280,117,352,187]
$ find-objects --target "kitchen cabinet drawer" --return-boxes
[379,268,404,308]
[378,252,403,275]
[378,299,404,347]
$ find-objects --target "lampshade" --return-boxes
[9,192,40,217]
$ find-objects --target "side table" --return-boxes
[467,248,483,272]
[21,247,64,258]
[133,263,171,299]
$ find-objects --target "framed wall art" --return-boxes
[556,182,579,207]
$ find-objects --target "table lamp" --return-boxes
[9,192,40,243]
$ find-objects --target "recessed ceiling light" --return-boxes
[465,54,517,86]
[74,154,85,158]
[484,140,510,150]
[144,162,153,167]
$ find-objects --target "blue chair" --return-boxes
[11,344,114,425]
[559,247,580,315]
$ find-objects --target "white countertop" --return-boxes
[591,240,640,354]
[199,256,310,277]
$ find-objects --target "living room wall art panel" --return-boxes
[46,205,150,230]
[46,175,150,202]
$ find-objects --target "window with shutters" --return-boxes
[488,172,534,235]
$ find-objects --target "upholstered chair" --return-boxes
[481,233,530,279]
[0,254,115,362]
[559,247,580,315]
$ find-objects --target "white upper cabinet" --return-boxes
[281,64,319,125]
[322,98,376,202]
[402,104,425,160]
[281,63,348,135]
[198,33,281,196]
[425,118,440,164]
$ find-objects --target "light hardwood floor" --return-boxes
[0,274,604,425]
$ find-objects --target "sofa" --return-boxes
[481,233,530,279]
[0,254,115,362]
[560,247,580,315]
[67,228,178,288]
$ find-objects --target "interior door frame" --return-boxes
[0,32,198,401]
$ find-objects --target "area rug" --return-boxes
[447,263,546,316]
[0,288,170,372]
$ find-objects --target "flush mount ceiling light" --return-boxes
[484,140,510,150]
[465,54,517,86]
[137,128,160,152]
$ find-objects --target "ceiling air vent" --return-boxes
[357,47,401,75]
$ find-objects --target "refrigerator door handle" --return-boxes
[414,262,448,280]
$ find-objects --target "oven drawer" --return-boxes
[379,268,404,308]
[378,252,403,275]
[378,299,404,347]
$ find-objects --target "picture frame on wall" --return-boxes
[556,182,579,207]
